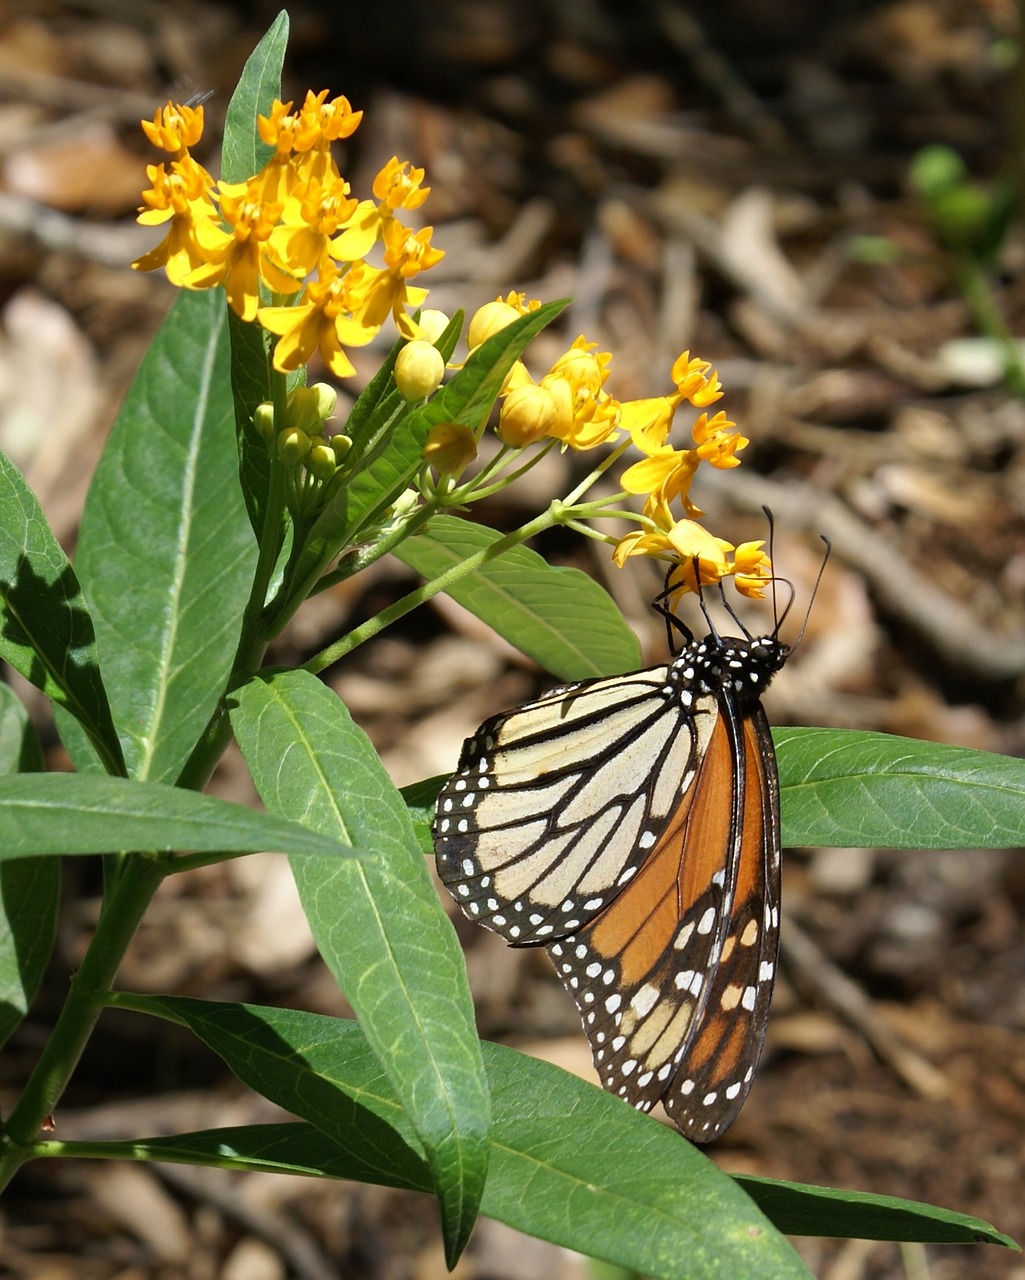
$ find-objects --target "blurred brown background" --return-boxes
[1,2,1024,1277]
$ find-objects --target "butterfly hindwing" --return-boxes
[663,709,781,1140]
[546,707,742,1114]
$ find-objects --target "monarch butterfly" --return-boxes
[434,564,804,1142]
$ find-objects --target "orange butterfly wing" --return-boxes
[546,703,779,1138]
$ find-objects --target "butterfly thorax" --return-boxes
[668,633,789,713]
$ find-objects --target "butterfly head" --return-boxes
[680,630,788,707]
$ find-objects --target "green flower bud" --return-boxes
[278,427,310,467]
[286,386,322,435]
[329,433,352,461]
[307,442,338,480]
[253,401,275,441]
[310,381,338,421]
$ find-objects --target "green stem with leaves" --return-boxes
[305,502,567,672]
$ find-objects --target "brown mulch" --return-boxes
[2,2,1025,1278]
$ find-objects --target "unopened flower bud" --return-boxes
[416,309,450,344]
[287,383,336,434]
[329,433,352,461]
[467,299,521,349]
[497,383,556,447]
[278,427,310,467]
[423,422,477,478]
[390,488,420,520]
[307,442,338,480]
[253,402,275,440]
[310,382,337,421]
[394,340,445,401]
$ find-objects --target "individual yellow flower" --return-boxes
[620,445,698,498]
[537,337,621,450]
[287,91,363,188]
[617,395,677,456]
[257,259,380,377]
[692,410,748,469]
[293,90,363,150]
[732,540,774,598]
[141,101,205,154]
[131,155,220,284]
[332,157,431,261]
[346,221,444,338]
[182,183,298,320]
[671,351,723,408]
[275,172,358,278]
[614,514,731,590]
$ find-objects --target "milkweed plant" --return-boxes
[0,14,1020,1277]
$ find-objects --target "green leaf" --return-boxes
[119,997,812,1280]
[230,671,489,1265]
[0,685,57,1050]
[228,309,275,542]
[0,774,358,862]
[734,1175,1017,1248]
[75,289,256,783]
[0,449,123,775]
[79,1121,432,1193]
[83,1123,1017,1254]
[394,513,641,679]
[777,728,1025,849]
[220,10,287,185]
[399,774,446,856]
[220,15,288,541]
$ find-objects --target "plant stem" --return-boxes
[303,503,565,672]
[0,854,168,1189]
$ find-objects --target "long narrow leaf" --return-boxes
[75,289,256,783]
[220,10,287,184]
[777,727,1025,848]
[734,1174,1017,1248]
[118,996,813,1280]
[93,1123,1014,1252]
[394,513,641,679]
[0,449,123,774]
[230,671,489,1266]
[0,774,358,862]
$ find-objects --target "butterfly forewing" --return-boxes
[436,663,712,945]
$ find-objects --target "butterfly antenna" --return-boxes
[789,533,831,652]
[651,565,693,654]
[694,557,723,645]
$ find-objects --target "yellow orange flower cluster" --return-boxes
[474,296,770,596]
[132,95,444,377]
[132,94,770,598]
